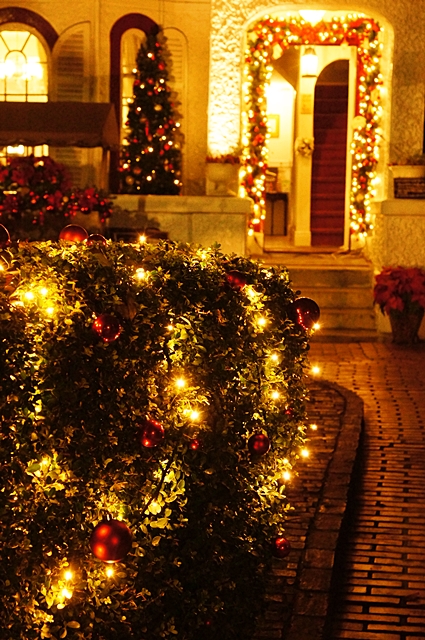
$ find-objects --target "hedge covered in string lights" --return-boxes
[0,226,320,640]
[241,13,382,237]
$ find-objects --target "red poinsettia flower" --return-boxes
[373,266,425,315]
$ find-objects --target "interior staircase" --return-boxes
[311,84,349,247]
[253,250,378,341]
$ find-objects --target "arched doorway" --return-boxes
[311,60,349,246]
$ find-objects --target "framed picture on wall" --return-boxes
[268,114,280,138]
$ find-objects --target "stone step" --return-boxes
[288,267,373,289]
[318,307,376,331]
[297,286,373,309]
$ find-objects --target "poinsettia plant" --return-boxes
[0,155,114,240]
[373,266,425,315]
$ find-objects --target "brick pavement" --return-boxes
[309,341,425,640]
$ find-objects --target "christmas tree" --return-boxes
[120,31,182,195]
[0,226,318,639]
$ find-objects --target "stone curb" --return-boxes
[285,381,364,640]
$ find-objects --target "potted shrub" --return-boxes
[205,152,241,196]
[373,266,425,344]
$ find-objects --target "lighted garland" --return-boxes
[241,14,382,237]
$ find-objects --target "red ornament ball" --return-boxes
[248,433,270,455]
[288,297,320,330]
[140,418,165,448]
[226,270,247,291]
[92,314,122,343]
[87,234,107,247]
[59,224,89,243]
[90,519,132,563]
[0,224,11,248]
[271,535,291,559]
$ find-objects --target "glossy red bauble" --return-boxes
[140,418,165,448]
[248,433,270,455]
[288,297,320,330]
[226,270,247,291]
[0,224,11,248]
[59,224,89,243]
[92,314,122,343]
[90,519,132,563]
[87,233,107,247]
[271,535,291,558]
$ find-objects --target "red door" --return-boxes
[310,75,349,246]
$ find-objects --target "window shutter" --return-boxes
[51,24,90,186]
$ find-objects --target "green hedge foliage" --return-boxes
[0,239,310,639]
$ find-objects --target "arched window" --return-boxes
[109,14,158,191]
[0,24,48,159]
[121,29,145,135]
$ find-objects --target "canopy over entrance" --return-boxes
[0,102,120,149]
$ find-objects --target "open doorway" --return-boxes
[311,60,349,246]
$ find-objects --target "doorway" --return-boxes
[310,60,349,246]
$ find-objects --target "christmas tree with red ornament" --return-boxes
[0,223,320,639]
[120,30,182,195]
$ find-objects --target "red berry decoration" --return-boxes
[248,433,270,455]
[271,535,291,558]
[92,314,122,343]
[90,519,132,563]
[87,233,107,247]
[288,297,320,330]
[140,418,165,448]
[0,224,11,248]
[59,224,89,243]
[226,270,247,291]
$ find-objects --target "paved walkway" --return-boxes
[309,341,425,640]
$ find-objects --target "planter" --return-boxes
[206,162,240,196]
[389,309,424,345]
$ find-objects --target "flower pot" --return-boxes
[389,309,424,345]
[206,163,240,196]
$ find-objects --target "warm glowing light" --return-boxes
[271,390,280,400]
[310,423,318,431]
[311,365,321,376]
[39,287,48,296]
[45,306,55,316]
[167,324,174,331]
[257,316,267,327]
[299,10,326,25]
[105,567,114,578]
[270,353,279,363]
[135,268,147,280]
[189,410,200,421]
[24,291,35,301]
[175,377,186,389]
[40,457,50,467]
[300,448,310,458]
[138,234,147,244]
[312,322,321,331]
[64,570,73,581]
[61,587,72,599]
[282,470,291,482]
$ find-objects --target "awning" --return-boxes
[0,102,120,149]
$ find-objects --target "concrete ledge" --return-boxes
[110,194,252,256]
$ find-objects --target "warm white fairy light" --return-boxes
[64,570,73,581]
[189,410,200,422]
[135,268,148,280]
[311,365,321,376]
[270,353,279,363]
[257,316,267,328]
[312,322,321,331]
[310,423,318,431]
[61,587,72,599]
[105,567,114,578]
[281,470,291,482]
[175,377,186,389]
[24,291,35,301]
[138,234,147,244]
[300,448,310,458]
[271,390,280,400]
